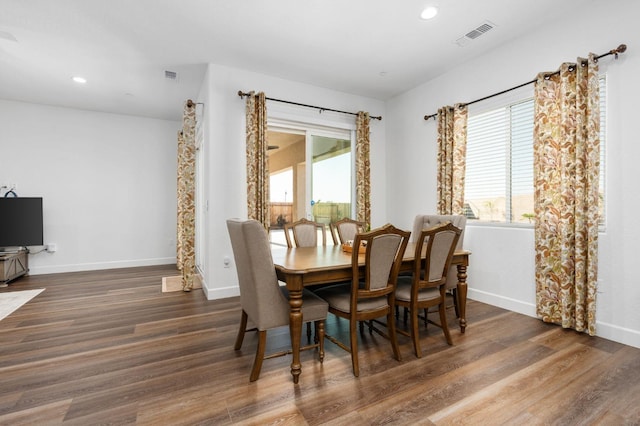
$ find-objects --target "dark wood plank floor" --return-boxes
[1,265,638,425]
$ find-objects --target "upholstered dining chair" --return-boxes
[396,221,461,358]
[284,218,327,248]
[411,214,467,316]
[330,217,366,245]
[226,218,328,382]
[314,223,410,377]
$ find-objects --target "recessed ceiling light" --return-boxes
[420,5,439,20]
[72,76,87,84]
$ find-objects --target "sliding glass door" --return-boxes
[308,134,353,226]
[267,123,354,244]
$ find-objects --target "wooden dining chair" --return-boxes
[411,214,466,317]
[395,221,461,358]
[284,218,327,248]
[330,217,366,245]
[315,223,410,377]
[226,218,328,382]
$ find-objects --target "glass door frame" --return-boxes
[268,118,356,222]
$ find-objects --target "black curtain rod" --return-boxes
[423,43,627,121]
[237,91,382,121]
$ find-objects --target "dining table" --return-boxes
[271,242,471,383]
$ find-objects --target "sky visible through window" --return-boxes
[270,169,293,202]
[312,154,351,203]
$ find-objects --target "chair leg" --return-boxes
[452,289,460,318]
[234,310,248,350]
[307,322,312,343]
[350,318,360,377]
[317,320,325,362]
[410,306,422,358]
[439,303,453,345]
[387,309,401,362]
[249,330,267,382]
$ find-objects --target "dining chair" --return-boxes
[411,214,467,317]
[396,221,461,358]
[284,217,327,248]
[226,218,328,382]
[330,217,366,245]
[314,223,410,377]
[283,217,329,340]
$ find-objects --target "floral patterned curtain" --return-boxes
[177,100,197,291]
[245,92,270,229]
[437,104,468,215]
[356,112,371,228]
[534,54,600,335]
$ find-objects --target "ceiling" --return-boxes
[0,0,587,121]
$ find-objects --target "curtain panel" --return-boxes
[436,104,468,215]
[533,54,600,335]
[177,100,197,291]
[356,112,371,228]
[245,92,270,229]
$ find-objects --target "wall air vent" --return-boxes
[455,21,496,47]
[164,70,178,80]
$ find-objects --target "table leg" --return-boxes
[287,276,304,384]
[456,264,468,333]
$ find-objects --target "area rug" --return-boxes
[0,288,44,321]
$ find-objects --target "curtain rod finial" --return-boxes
[614,44,627,59]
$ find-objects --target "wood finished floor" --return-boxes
[0,264,639,425]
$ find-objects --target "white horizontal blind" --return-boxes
[509,100,534,222]
[464,75,606,225]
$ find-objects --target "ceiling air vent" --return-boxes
[164,70,178,80]
[455,21,496,47]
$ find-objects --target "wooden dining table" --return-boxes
[271,243,471,383]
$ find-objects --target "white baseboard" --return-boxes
[591,320,640,349]
[28,257,176,275]
[468,288,640,349]
[468,288,537,317]
[203,284,239,300]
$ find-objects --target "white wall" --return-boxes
[199,64,385,300]
[386,0,640,348]
[0,100,180,274]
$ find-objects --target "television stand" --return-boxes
[0,249,29,285]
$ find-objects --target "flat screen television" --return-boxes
[0,197,44,249]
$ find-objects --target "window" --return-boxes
[464,76,606,225]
